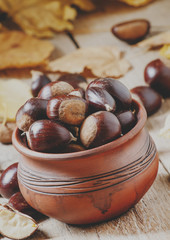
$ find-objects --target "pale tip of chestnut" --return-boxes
[0,204,38,240]
[104,104,114,112]
[70,132,77,143]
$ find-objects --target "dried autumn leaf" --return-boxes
[0,79,32,122]
[119,0,154,7]
[48,46,131,78]
[0,204,38,239]
[137,31,170,49]
[160,44,170,59]
[160,114,170,139]
[0,31,54,70]
[0,0,95,38]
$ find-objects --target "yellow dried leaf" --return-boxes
[0,0,95,37]
[48,46,131,78]
[137,31,170,49]
[0,79,32,122]
[119,0,154,7]
[160,114,170,139]
[0,31,54,70]
[70,0,95,11]
[160,45,170,59]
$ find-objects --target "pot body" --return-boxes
[12,101,159,225]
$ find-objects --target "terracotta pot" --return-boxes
[12,100,159,225]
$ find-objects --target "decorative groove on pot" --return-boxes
[18,135,156,195]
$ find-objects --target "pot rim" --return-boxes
[12,100,147,161]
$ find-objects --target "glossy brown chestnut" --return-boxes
[131,86,162,116]
[111,19,150,44]
[38,81,74,100]
[58,74,87,89]
[0,163,19,198]
[31,72,51,97]
[26,120,76,153]
[16,98,48,132]
[47,95,88,125]
[60,143,85,153]
[80,111,121,148]
[85,87,116,112]
[144,59,170,98]
[116,110,136,134]
[12,100,159,225]
[87,78,132,110]
[8,192,36,216]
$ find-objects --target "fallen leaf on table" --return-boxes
[0,0,95,38]
[119,0,154,7]
[137,31,170,49]
[160,44,170,59]
[0,31,54,70]
[159,114,170,139]
[48,46,132,78]
[0,79,32,123]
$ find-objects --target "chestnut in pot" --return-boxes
[116,110,136,134]
[38,81,74,100]
[87,78,132,110]
[85,87,116,112]
[80,111,121,148]
[26,120,76,153]
[31,71,51,97]
[47,95,88,125]
[16,98,48,132]
[58,73,87,89]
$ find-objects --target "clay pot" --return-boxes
[12,100,159,225]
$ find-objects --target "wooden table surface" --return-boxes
[0,0,170,239]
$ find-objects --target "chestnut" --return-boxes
[31,71,51,97]
[8,192,36,216]
[144,59,170,98]
[26,120,76,153]
[47,95,88,125]
[111,19,150,44]
[38,81,74,100]
[131,86,162,116]
[0,163,19,199]
[59,143,85,153]
[58,73,87,89]
[87,78,132,110]
[80,111,121,148]
[116,110,136,134]
[16,98,48,132]
[85,87,116,112]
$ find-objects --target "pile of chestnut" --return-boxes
[16,74,138,153]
